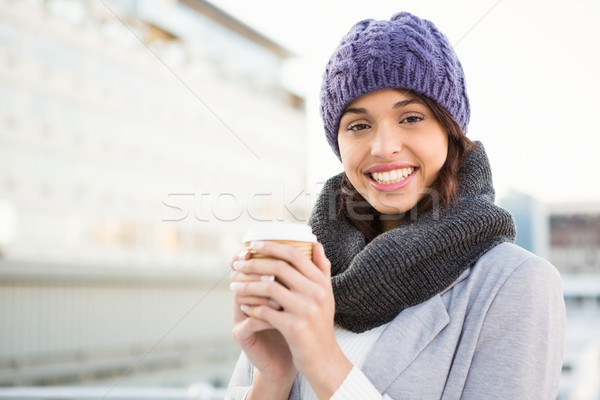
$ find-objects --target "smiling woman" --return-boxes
[226,11,566,400]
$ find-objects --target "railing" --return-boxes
[0,383,226,399]
[0,261,238,388]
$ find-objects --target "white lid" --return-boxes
[242,223,317,243]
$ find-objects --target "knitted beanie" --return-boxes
[320,12,470,159]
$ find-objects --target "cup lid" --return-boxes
[243,223,317,243]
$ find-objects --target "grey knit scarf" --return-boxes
[308,143,516,333]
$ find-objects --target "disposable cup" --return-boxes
[242,223,317,260]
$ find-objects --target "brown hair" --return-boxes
[338,90,476,242]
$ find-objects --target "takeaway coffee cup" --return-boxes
[243,223,317,260]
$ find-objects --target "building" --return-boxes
[0,0,307,387]
[499,190,549,258]
[500,193,600,278]
[547,202,600,276]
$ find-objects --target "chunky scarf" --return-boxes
[308,143,516,333]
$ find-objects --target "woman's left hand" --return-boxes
[231,241,352,399]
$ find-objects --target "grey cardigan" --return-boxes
[226,243,566,399]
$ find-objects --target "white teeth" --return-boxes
[371,167,415,185]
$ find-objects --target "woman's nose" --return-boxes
[370,122,401,159]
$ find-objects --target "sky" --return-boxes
[206,0,600,205]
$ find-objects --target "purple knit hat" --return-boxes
[320,12,470,159]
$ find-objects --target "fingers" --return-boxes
[242,241,327,284]
[229,249,251,270]
[231,271,275,283]
[230,240,333,333]
[238,303,286,331]
[233,293,281,322]
[232,312,275,340]
[235,295,282,310]
[231,279,297,314]
[312,242,332,278]
[234,257,303,292]
[231,272,282,323]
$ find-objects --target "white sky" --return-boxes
[207,0,600,205]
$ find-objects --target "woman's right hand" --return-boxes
[229,250,297,399]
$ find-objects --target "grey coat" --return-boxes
[226,243,566,399]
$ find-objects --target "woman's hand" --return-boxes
[230,241,352,399]
[229,250,297,399]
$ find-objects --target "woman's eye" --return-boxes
[400,114,424,124]
[347,123,371,131]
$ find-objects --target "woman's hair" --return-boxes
[339,90,477,242]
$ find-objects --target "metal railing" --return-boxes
[0,383,226,400]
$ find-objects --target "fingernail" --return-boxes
[233,260,246,271]
[240,304,250,314]
[229,282,244,292]
[260,275,275,282]
[268,299,281,310]
[238,249,249,259]
[250,241,264,250]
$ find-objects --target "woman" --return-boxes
[226,12,565,400]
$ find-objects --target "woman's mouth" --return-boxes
[369,167,415,185]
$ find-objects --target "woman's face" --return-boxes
[337,89,448,215]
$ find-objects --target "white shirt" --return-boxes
[297,323,389,399]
